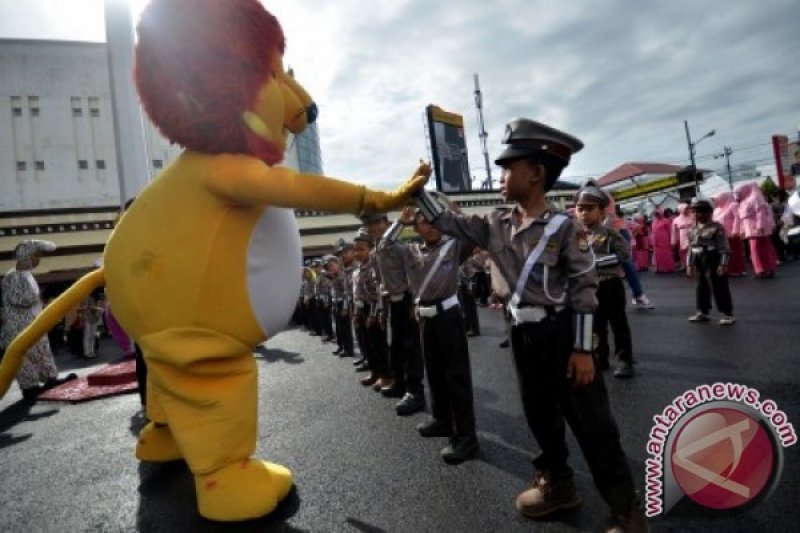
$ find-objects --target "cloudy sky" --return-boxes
[1,0,798,189]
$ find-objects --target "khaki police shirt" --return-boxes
[316,274,333,305]
[434,207,598,314]
[689,221,729,255]
[375,240,409,295]
[585,225,630,279]
[381,236,471,303]
[353,258,380,308]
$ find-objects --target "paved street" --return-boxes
[1,263,798,533]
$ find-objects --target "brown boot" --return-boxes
[373,377,394,391]
[605,504,649,533]
[515,471,581,518]
[360,373,378,387]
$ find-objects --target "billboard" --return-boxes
[772,135,799,190]
[426,105,471,192]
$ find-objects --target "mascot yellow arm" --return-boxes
[205,155,429,213]
[0,267,106,398]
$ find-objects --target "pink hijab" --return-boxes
[603,195,626,231]
[736,182,775,237]
[713,192,740,236]
[671,203,692,249]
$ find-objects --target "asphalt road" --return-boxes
[1,262,798,532]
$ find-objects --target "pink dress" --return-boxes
[671,204,692,268]
[736,182,777,276]
[651,210,674,273]
[632,218,650,271]
[713,192,746,275]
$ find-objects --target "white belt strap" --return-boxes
[415,238,456,304]
[417,294,460,318]
[510,214,570,308]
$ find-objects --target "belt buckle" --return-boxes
[417,306,437,318]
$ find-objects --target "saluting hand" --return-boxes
[567,353,595,386]
[399,206,416,225]
[717,264,727,276]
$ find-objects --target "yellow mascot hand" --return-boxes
[361,162,431,213]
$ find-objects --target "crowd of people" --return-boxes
[3,119,800,531]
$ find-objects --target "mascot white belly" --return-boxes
[246,207,302,338]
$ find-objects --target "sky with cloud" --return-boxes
[1,0,798,189]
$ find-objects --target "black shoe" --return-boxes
[340,350,355,358]
[499,339,509,348]
[441,435,479,465]
[380,384,405,398]
[21,386,45,400]
[417,418,453,438]
[42,373,78,390]
[352,357,365,366]
[614,361,634,379]
[309,332,321,336]
[354,363,371,373]
[396,393,425,416]
[332,347,344,355]
[323,336,336,343]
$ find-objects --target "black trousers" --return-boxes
[694,253,733,315]
[458,285,481,335]
[389,293,424,395]
[418,305,476,438]
[308,299,322,335]
[135,343,147,407]
[595,277,633,365]
[334,302,354,352]
[510,310,637,513]
[320,300,334,338]
[473,271,490,305]
[356,304,389,375]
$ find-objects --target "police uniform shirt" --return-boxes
[353,257,380,311]
[317,273,333,303]
[383,235,471,303]
[375,239,410,296]
[584,225,630,280]
[688,221,730,264]
[431,207,598,313]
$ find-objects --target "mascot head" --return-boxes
[134,0,317,165]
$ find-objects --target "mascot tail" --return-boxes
[0,268,106,398]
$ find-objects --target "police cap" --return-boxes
[574,181,610,208]
[494,118,584,166]
[353,226,372,243]
[690,198,713,212]
[360,212,389,224]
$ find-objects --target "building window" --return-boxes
[13,107,22,116]
[152,159,163,169]
[96,160,106,170]
[31,108,40,117]
[90,108,100,117]
[78,160,88,170]
[17,161,27,171]
[35,161,45,170]
[73,108,82,117]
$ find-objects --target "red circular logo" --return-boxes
[670,407,775,510]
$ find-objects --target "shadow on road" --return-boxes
[255,346,304,365]
[136,461,306,532]
[345,517,388,533]
[0,398,59,450]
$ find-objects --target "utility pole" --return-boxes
[474,74,492,190]
[713,146,734,191]
[684,120,715,196]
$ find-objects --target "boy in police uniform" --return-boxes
[574,183,635,378]
[332,241,356,357]
[686,198,735,325]
[381,199,478,464]
[413,119,647,532]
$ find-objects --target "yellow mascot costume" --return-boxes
[0,0,428,522]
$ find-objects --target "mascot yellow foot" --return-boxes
[136,422,183,463]
[195,460,293,522]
